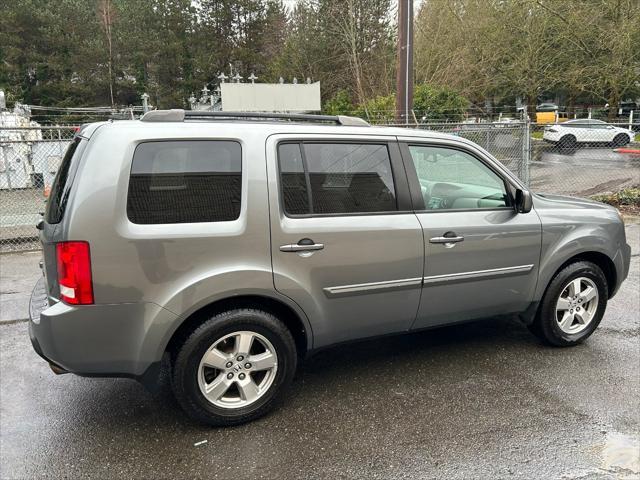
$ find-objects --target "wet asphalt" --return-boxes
[530,144,640,197]
[1,224,639,479]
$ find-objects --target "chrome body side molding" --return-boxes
[423,264,535,286]
[323,277,423,298]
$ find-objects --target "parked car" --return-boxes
[543,119,635,148]
[536,102,559,112]
[30,111,631,426]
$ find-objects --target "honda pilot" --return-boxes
[30,110,631,426]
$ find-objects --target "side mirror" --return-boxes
[515,188,533,213]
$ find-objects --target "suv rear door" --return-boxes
[266,135,424,348]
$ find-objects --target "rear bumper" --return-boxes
[28,280,178,378]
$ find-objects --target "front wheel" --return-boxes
[172,308,297,426]
[529,261,608,347]
[612,133,630,148]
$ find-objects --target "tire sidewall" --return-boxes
[540,263,608,345]
[174,310,296,425]
[612,133,629,147]
[558,135,577,151]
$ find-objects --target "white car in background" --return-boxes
[543,119,634,149]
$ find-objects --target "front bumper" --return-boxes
[610,242,632,298]
[28,279,178,378]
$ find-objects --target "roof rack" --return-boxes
[140,109,370,127]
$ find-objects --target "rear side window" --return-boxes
[278,143,309,215]
[46,138,85,224]
[127,140,242,224]
[278,142,397,215]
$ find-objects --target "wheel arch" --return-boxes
[559,133,577,143]
[541,250,617,300]
[163,294,312,361]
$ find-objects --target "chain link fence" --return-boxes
[528,121,639,196]
[381,119,639,197]
[1,126,76,252]
[396,121,532,184]
[0,121,638,252]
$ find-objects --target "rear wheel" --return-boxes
[612,133,630,147]
[529,261,608,347]
[557,135,577,150]
[172,308,297,426]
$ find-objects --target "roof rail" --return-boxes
[140,109,369,126]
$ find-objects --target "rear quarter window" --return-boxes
[127,140,242,224]
[46,138,86,224]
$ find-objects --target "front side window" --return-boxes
[588,120,608,129]
[127,140,241,224]
[278,142,398,215]
[408,145,510,210]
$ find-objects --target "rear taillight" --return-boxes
[56,241,94,305]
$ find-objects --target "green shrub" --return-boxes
[323,90,355,116]
[355,94,396,123]
[413,84,469,122]
[592,188,640,207]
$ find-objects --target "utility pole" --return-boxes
[395,0,413,125]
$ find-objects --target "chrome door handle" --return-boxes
[280,239,324,252]
[429,236,464,244]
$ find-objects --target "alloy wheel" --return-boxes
[197,331,278,409]
[555,277,599,334]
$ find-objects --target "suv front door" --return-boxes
[399,140,542,329]
[266,135,424,348]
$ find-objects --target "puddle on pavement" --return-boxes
[595,432,640,478]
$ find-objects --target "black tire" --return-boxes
[612,133,629,148]
[529,261,608,347]
[172,308,297,426]
[557,135,577,151]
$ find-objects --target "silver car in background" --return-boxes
[29,111,631,426]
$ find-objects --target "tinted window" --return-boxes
[278,143,309,215]
[408,146,510,210]
[278,142,397,215]
[566,120,589,128]
[127,140,241,224]
[46,138,85,224]
[588,120,607,129]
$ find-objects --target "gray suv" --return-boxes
[30,111,631,426]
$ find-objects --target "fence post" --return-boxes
[141,93,149,114]
[521,119,531,186]
[630,110,634,131]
